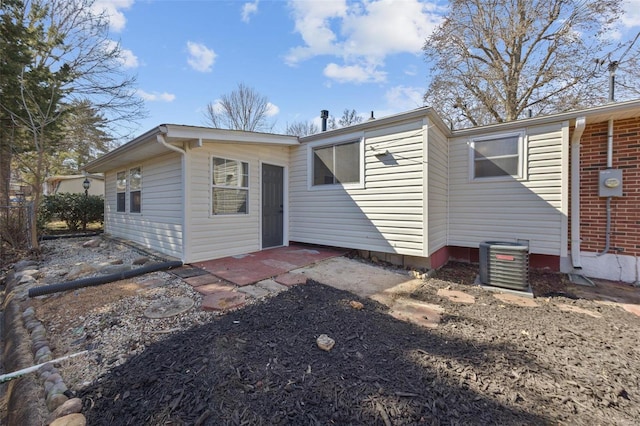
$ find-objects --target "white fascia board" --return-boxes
[452,99,640,138]
[162,124,299,146]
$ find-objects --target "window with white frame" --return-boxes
[129,166,142,213]
[116,171,126,212]
[211,157,249,215]
[471,133,523,179]
[312,140,360,186]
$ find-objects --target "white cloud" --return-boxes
[385,85,425,110]
[242,1,260,23]
[266,102,280,117]
[187,41,216,72]
[119,47,139,68]
[323,62,386,83]
[138,90,176,102]
[103,39,139,68]
[622,0,640,28]
[92,0,134,32]
[286,0,442,83]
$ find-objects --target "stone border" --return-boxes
[2,260,86,425]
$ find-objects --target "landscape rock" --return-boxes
[82,239,101,248]
[349,300,364,310]
[14,259,38,271]
[67,263,97,280]
[132,256,150,265]
[47,398,83,424]
[46,392,69,412]
[98,264,132,275]
[49,413,86,426]
[316,334,335,351]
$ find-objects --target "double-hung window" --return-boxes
[212,157,249,215]
[471,132,523,180]
[312,140,360,186]
[129,167,142,213]
[116,171,126,212]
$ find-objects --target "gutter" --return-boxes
[570,116,586,269]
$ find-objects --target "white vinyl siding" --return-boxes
[427,121,448,254]
[104,152,183,259]
[290,120,428,257]
[448,123,566,255]
[187,143,290,263]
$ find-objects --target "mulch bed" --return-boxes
[79,279,640,425]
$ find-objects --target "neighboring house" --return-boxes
[44,174,105,196]
[84,99,640,283]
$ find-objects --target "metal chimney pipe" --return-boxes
[321,110,329,131]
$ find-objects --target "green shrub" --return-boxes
[40,193,104,231]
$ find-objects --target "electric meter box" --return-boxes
[599,169,623,197]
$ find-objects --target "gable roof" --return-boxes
[84,124,299,173]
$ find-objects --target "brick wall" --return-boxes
[576,117,640,256]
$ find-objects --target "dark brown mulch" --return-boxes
[78,279,640,425]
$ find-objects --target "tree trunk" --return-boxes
[0,120,13,207]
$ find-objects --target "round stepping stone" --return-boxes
[494,293,538,307]
[557,303,602,318]
[388,298,443,328]
[144,297,195,319]
[201,291,246,312]
[621,303,640,317]
[437,288,476,304]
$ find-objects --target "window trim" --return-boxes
[128,166,142,214]
[116,170,126,213]
[469,131,526,182]
[307,135,365,191]
[210,155,250,216]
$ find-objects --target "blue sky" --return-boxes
[95,0,640,137]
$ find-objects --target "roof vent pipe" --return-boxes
[369,111,375,120]
[320,110,329,132]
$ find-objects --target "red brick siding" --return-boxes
[574,117,640,256]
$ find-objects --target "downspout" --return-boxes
[157,130,188,262]
[570,116,586,268]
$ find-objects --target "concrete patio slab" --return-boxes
[256,279,288,295]
[193,245,346,286]
[275,272,308,287]
[292,257,418,298]
[237,285,270,299]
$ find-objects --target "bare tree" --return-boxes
[338,109,363,127]
[204,83,274,132]
[285,120,319,137]
[423,0,629,128]
[0,0,145,247]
